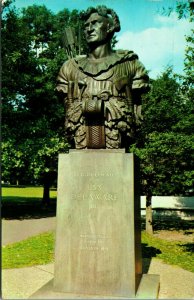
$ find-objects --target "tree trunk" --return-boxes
[42,170,56,206]
[146,194,153,234]
[42,176,51,206]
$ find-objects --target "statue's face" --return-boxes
[84,13,110,44]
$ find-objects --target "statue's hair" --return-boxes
[80,5,121,33]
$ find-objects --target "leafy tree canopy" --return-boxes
[2,1,194,200]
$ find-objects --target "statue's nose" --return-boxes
[88,23,94,32]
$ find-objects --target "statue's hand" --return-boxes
[128,106,135,119]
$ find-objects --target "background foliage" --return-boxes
[2,0,194,201]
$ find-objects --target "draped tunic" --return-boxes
[56,50,149,149]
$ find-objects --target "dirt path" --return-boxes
[154,229,194,242]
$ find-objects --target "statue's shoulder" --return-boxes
[69,51,139,76]
[65,55,87,69]
[73,55,87,64]
[75,55,87,60]
[60,56,86,73]
[116,49,134,55]
[116,49,139,60]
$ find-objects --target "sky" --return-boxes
[11,0,192,78]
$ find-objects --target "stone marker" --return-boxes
[30,150,159,299]
[54,150,141,298]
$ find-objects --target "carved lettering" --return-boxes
[80,234,109,239]
[80,234,108,251]
[104,192,117,202]
[88,183,102,192]
[81,246,108,251]
[71,192,117,204]
[80,234,109,251]
[72,172,115,177]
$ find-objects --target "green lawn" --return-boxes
[2,186,193,272]
[2,232,55,269]
[2,186,57,219]
[2,231,194,272]
[2,186,57,201]
[142,232,194,272]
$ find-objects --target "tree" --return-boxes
[129,1,194,233]
[25,133,69,204]
[130,67,194,233]
[162,1,194,97]
[2,1,38,185]
[1,3,83,201]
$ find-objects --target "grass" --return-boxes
[2,232,55,269]
[2,231,194,272]
[2,186,57,201]
[2,186,57,219]
[2,187,193,271]
[142,231,194,272]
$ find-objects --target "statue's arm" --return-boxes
[131,59,150,123]
[56,63,68,100]
[132,60,150,94]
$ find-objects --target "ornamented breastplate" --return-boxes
[56,50,150,149]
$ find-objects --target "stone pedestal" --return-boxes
[54,150,141,298]
[30,150,159,299]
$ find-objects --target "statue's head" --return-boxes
[80,6,121,45]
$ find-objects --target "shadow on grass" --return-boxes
[142,243,162,273]
[179,243,194,253]
[1,185,27,188]
[2,196,57,220]
[141,216,194,231]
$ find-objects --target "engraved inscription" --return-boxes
[72,171,115,177]
[80,234,109,251]
[88,180,102,192]
[71,192,117,208]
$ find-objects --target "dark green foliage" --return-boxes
[141,68,183,134]
[131,67,194,197]
[131,2,194,198]
[2,2,82,186]
[2,1,194,199]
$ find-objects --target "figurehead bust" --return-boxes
[56,6,150,150]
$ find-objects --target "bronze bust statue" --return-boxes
[56,6,150,150]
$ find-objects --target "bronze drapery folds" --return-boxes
[56,6,150,150]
